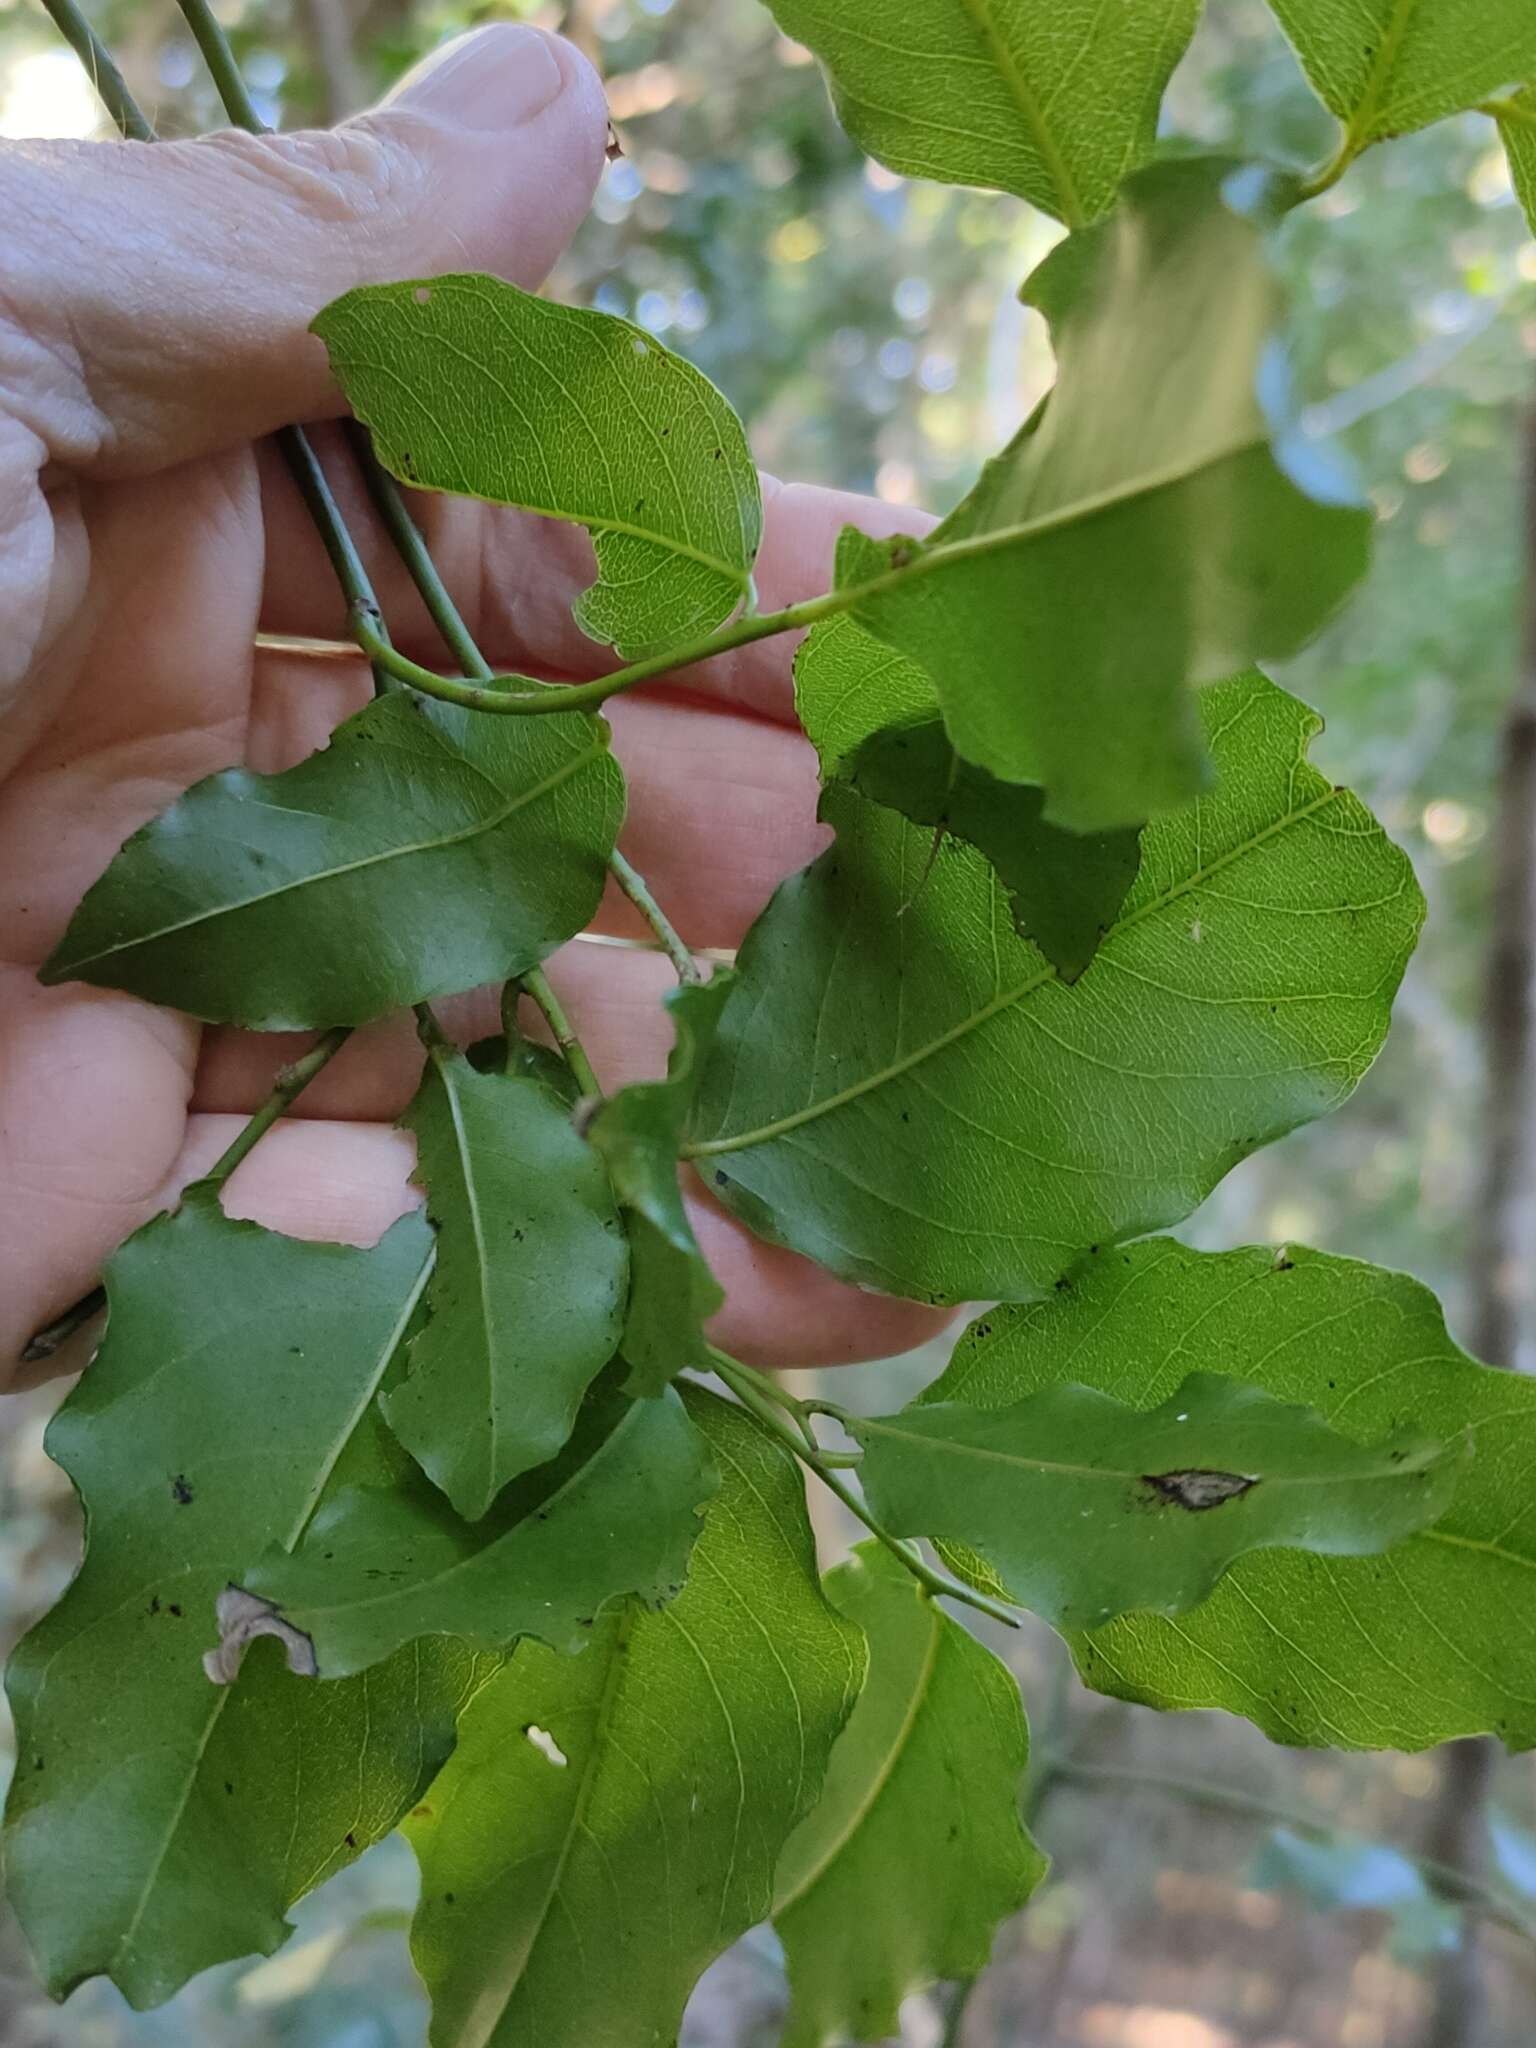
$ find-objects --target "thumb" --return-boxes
[5,23,607,476]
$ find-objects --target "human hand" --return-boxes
[0,23,949,1384]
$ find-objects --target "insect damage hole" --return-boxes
[524,1724,568,1767]
[1142,1469,1257,1511]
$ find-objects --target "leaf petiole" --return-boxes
[710,1351,1019,1629]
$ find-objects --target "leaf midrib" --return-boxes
[854,1413,1444,1490]
[55,732,604,974]
[952,0,1087,223]
[688,781,1343,1158]
[773,1596,942,1919]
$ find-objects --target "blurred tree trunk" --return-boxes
[299,0,364,121]
[1422,382,1536,2048]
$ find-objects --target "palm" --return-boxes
[0,436,945,1374]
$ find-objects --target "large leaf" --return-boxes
[316,276,762,660]
[42,692,623,1031]
[1499,90,1536,234]
[762,0,1199,223]
[852,1372,1459,1632]
[245,1380,717,1679]
[586,974,732,1395]
[688,672,1421,1306]
[403,1390,865,2048]
[3,1193,491,2005]
[773,1544,1045,2048]
[1269,1,1536,148]
[930,1238,1536,1751]
[838,160,1371,830]
[382,1046,628,1519]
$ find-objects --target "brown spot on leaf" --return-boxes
[1142,1468,1256,1511]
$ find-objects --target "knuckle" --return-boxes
[195,120,427,233]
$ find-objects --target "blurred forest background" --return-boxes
[2,1,1536,2043]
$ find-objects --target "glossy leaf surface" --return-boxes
[383,1047,627,1518]
[1270,1,1536,146]
[841,162,1371,829]
[3,1194,488,2005]
[932,1238,1536,1750]
[773,1544,1045,2048]
[42,693,623,1031]
[317,276,762,658]
[762,0,1200,222]
[587,974,732,1394]
[248,1381,716,1678]
[689,673,1421,1305]
[854,1371,1459,1632]
[404,1391,865,2048]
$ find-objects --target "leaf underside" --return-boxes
[931,1238,1536,1752]
[404,1390,865,2048]
[315,275,763,660]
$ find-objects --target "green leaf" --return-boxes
[929,1238,1536,1751]
[403,1389,865,2048]
[1252,1828,1461,1960]
[761,0,1200,223]
[773,1544,1046,2048]
[586,974,732,1394]
[1498,90,1536,234]
[244,1379,717,1679]
[315,276,762,660]
[3,1192,490,2006]
[839,161,1372,830]
[852,1372,1460,1633]
[688,671,1421,1306]
[796,620,1139,979]
[382,1047,628,1519]
[1269,0,1536,149]
[842,712,1142,982]
[41,692,624,1031]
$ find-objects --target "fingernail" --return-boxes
[383,23,567,129]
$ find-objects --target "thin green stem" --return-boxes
[712,1352,1019,1629]
[349,591,846,719]
[346,452,704,987]
[1290,137,1356,206]
[940,1974,978,2048]
[20,1025,353,1365]
[173,0,269,131]
[205,1028,353,1184]
[521,968,601,1097]
[708,1344,818,1450]
[609,848,702,984]
[35,0,153,139]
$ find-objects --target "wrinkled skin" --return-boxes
[0,22,949,1383]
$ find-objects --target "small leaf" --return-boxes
[315,276,762,660]
[761,0,1200,223]
[586,973,733,1394]
[1269,0,1536,148]
[851,1372,1459,1632]
[245,1379,718,1678]
[1498,89,1536,235]
[42,692,623,1030]
[403,1389,866,2048]
[931,1238,1536,1751]
[3,1193,492,2006]
[773,1544,1046,2048]
[688,672,1421,1306]
[1253,1828,1460,1961]
[841,160,1371,830]
[843,712,1141,981]
[383,1047,628,1519]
